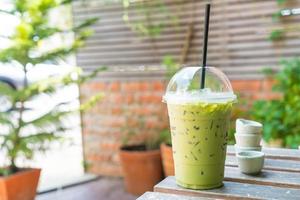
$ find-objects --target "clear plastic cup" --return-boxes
[163,66,236,189]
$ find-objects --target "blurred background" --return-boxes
[0,0,299,200]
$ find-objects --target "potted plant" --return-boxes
[0,1,101,199]
[251,59,300,148]
[159,129,174,176]
[119,115,163,195]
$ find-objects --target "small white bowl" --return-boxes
[236,118,263,134]
[235,133,262,147]
[236,151,265,174]
[234,144,262,154]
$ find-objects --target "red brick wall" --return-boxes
[231,79,280,100]
[80,80,169,176]
[80,78,278,177]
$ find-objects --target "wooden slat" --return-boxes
[73,0,276,15]
[75,7,300,34]
[76,54,294,68]
[83,31,299,50]
[137,192,212,200]
[226,155,300,173]
[80,37,300,54]
[78,16,297,39]
[225,167,300,189]
[73,0,279,20]
[72,0,300,79]
[154,176,300,200]
[227,146,300,161]
[77,48,299,62]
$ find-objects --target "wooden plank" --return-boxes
[75,6,300,32]
[226,155,300,173]
[77,48,299,62]
[83,31,299,48]
[74,5,282,28]
[76,53,292,68]
[73,0,277,15]
[73,0,300,79]
[137,192,212,200]
[154,176,300,200]
[227,146,300,161]
[82,68,268,81]
[225,166,300,189]
[73,0,279,20]
[80,17,295,38]
[80,37,300,54]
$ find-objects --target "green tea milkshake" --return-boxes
[163,66,236,190]
[167,101,233,189]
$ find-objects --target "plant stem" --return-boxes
[9,65,28,172]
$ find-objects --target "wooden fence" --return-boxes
[72,0,300,80]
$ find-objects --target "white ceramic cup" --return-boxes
[236,118,263,134]
[234,144,262,153]
[236,151,265,174]
[235,133,262,147]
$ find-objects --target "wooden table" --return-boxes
[138,146,300,200]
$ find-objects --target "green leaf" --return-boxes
[0,113,14,129]
[0,168,12,176]
[73,18,99,31]
[159,129,171,145]
[23,110,73,130]
[21,132,62,144]
[272,11,282,21]
[269,29,285,41]
[60,0,75,5]
[162,55,179,80]
[0,82,16,102]
[277,0,286,5]
[262,68,277,78]
[0,9,16,15]
[77,66,107,84]
[80,93,104,112]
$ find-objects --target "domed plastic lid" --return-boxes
[163,66,236,104]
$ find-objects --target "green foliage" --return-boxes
[0,0,102,176]
[251,58,300,148]
[276,0,286,5]
[121,55,180,149]
[269,29,285,41]
[0,0,98,66]
[0,68,104,176]
[262,68,277,78]
[272,11,282,22]
[122,0,178,38]
[162,55,180,80]
[82,160,92,172]
[121,114,163,151]
[158,55,181,147]
[270,0,300,41]
[159,129,171,146]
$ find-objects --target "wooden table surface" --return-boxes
[138,146,300,200]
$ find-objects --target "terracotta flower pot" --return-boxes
[0,168,41,200]
[119,145,163,195]
[160,143,174,176]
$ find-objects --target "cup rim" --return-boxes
[236,118,263,128]
[237,151,264,159]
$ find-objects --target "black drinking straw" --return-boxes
[200,4,211,89]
